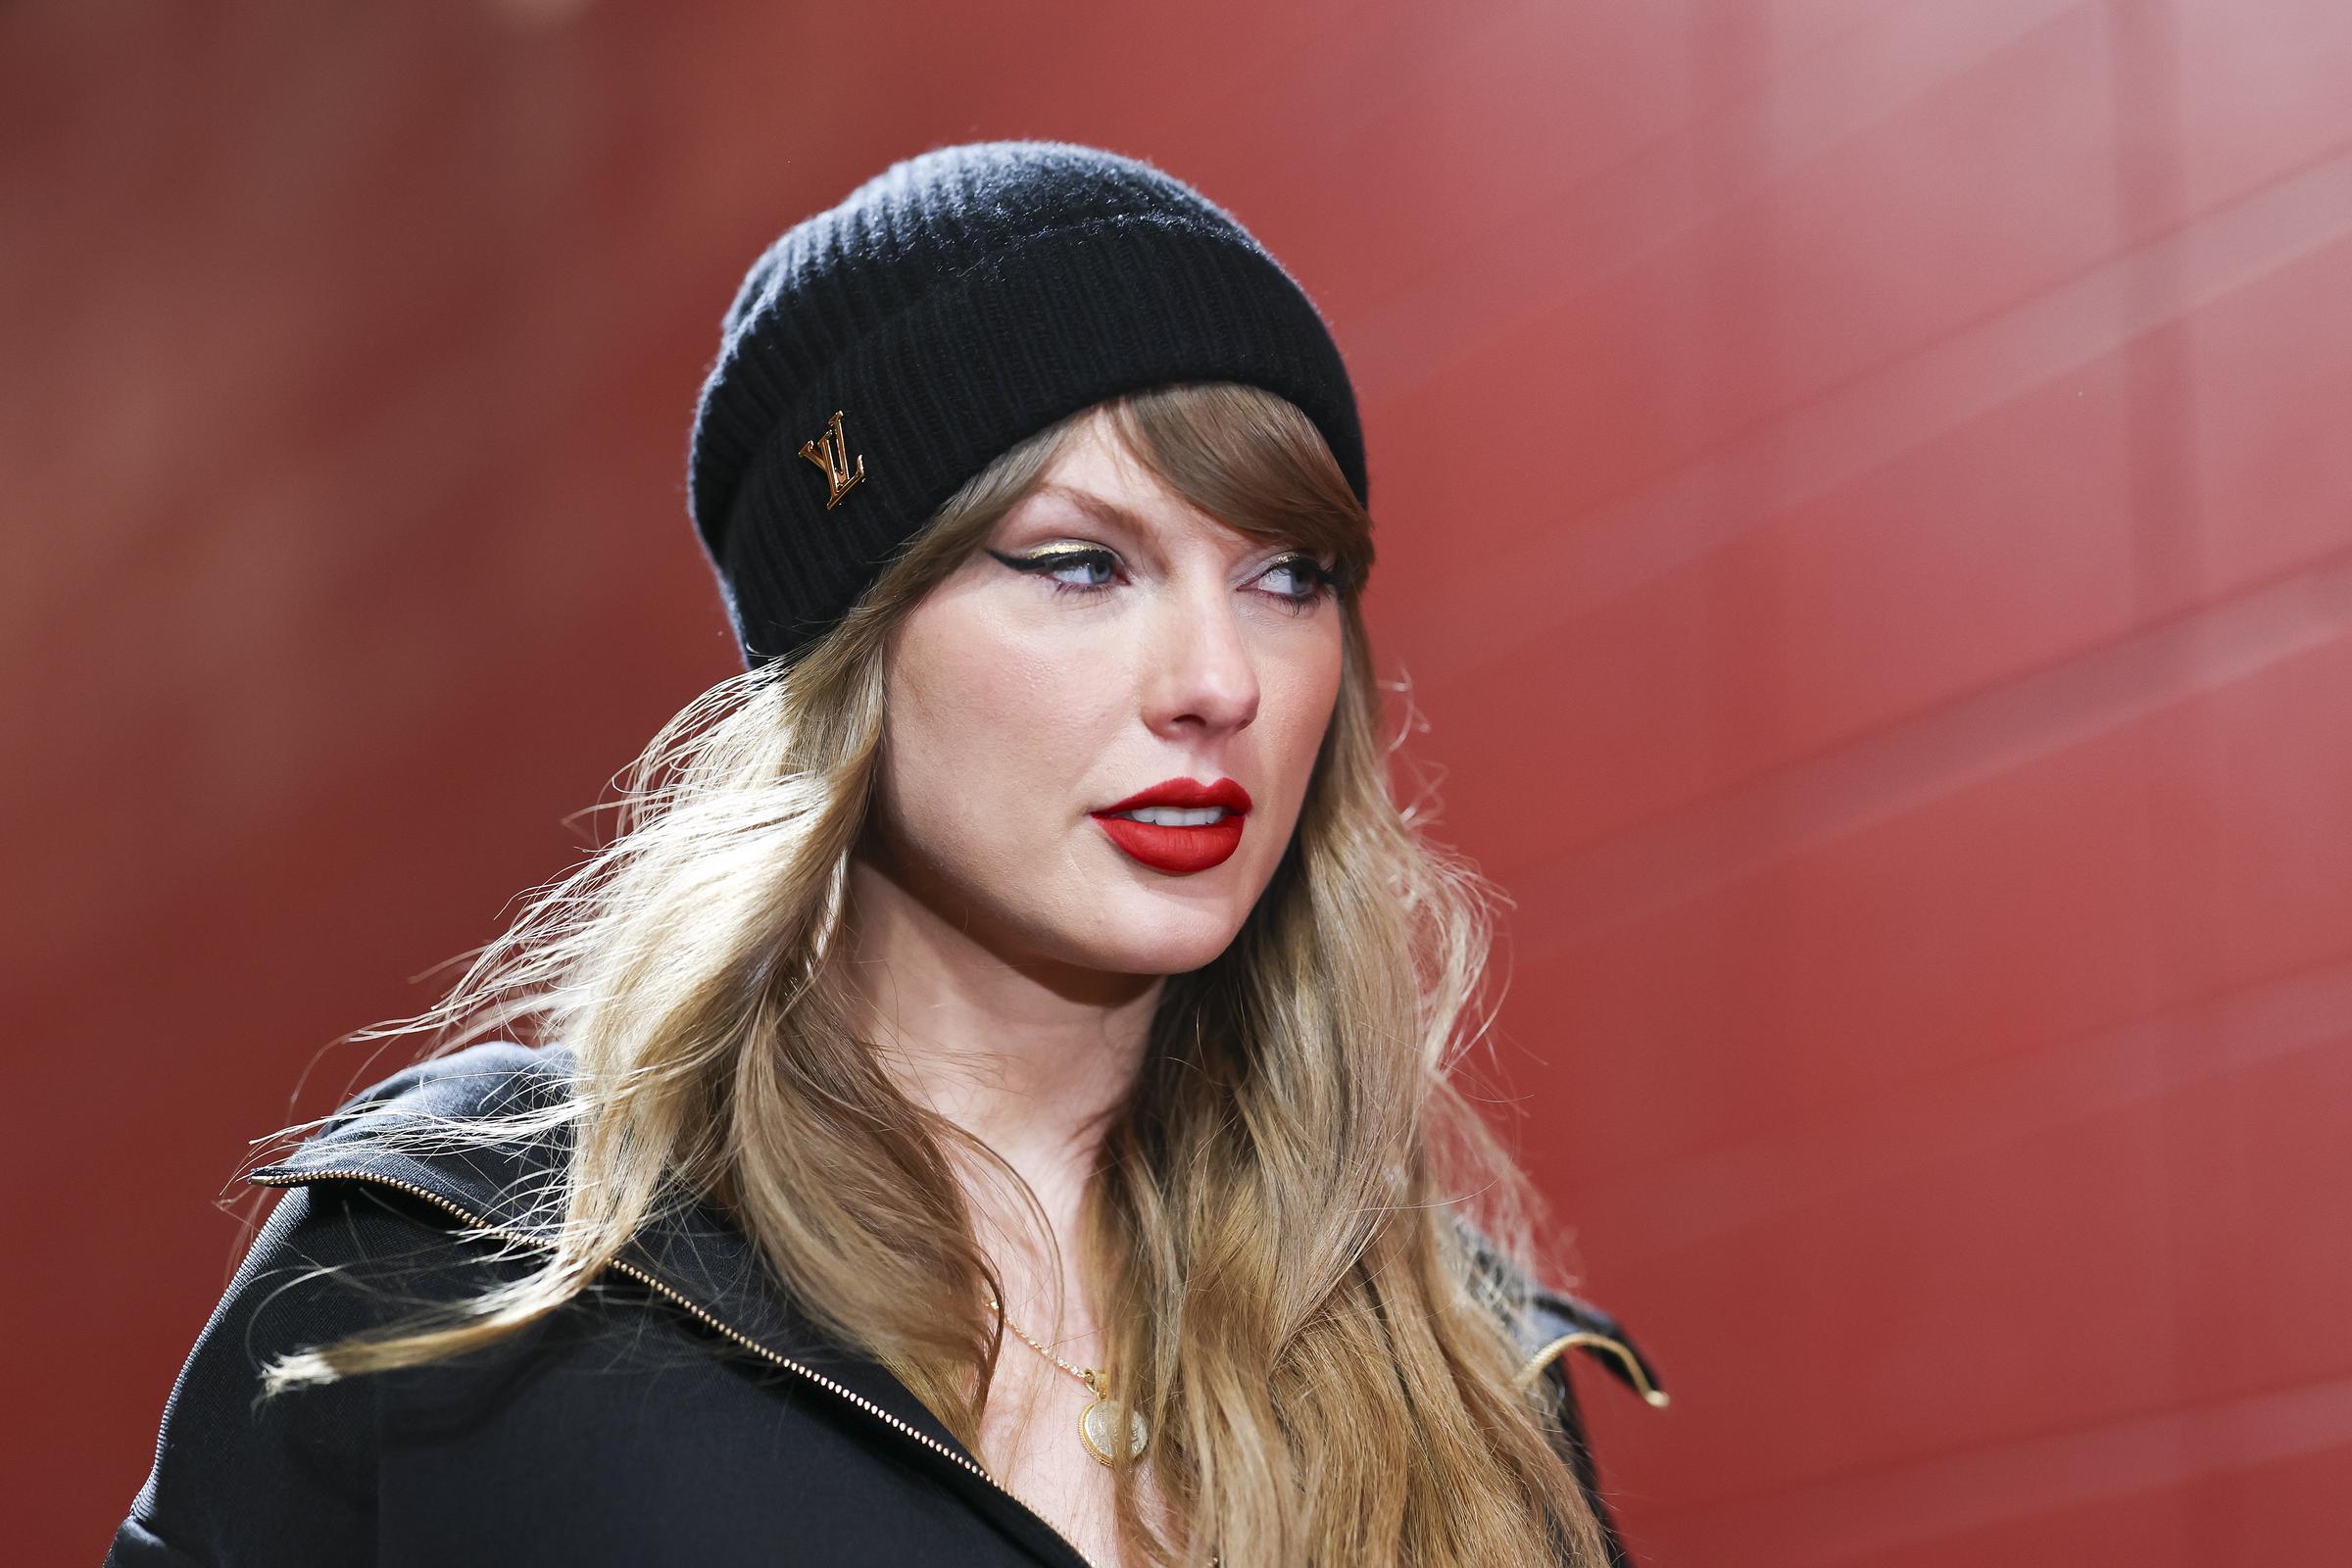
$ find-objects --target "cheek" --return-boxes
[1265,633,1346,786]
[882,615,1109,869]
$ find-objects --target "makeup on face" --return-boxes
[982,483,1343,616]
[1090,776,1252,874]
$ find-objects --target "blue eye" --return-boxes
[983,546,1339,612]
[1257,555,1340,612]
[987,546,1121,595]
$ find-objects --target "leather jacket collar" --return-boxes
[245,1041,1666,1433]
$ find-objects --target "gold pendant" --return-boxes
[1079,1395,1150,1465]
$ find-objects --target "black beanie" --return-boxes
[685,138,1370,670]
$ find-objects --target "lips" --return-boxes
[1090,777,1252,875]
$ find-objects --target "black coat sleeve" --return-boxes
[105,1180,483,1566]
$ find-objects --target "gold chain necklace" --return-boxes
[987,1297,1150,1466]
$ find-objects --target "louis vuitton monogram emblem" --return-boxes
[798,409,866,511]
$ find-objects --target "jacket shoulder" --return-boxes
[1448,1217,1664,1566]
[244,1039,579,1232]
[1518,1284,1670,1410]
[1514,1285,1664,1568]
[110,1048,574,1568]
[1448,1213,1667,1409]
[108,1169,538,1566]
[266,1039,574,1156]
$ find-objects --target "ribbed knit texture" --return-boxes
[686,139,1369,669]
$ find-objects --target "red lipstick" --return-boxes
[1090,777,1252,875]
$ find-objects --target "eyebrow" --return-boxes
[1022,482,1168,538]
[1014,482,1328,567]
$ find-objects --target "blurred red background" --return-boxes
[9,2,2351,1563]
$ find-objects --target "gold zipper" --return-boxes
[1517,1330,1671,1407]
[249,1164,1105,1568]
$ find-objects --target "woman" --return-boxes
[109,140,1665,1568]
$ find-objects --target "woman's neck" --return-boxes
[842,853,1161,1287]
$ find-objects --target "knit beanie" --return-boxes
[685,138,1369,670]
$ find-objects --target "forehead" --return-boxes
[1011,414,1221,538]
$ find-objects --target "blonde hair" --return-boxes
[254,380,1611,1567]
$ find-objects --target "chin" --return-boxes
[1069,899,1248,977]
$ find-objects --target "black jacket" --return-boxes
[108,1042,1666,1566]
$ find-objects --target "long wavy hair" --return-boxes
[250,379,1611,1567]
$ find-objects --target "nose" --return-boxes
[1139,573,1260,738]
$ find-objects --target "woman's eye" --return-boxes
[984,546,1337,610]
[1258,555,1340,611]
[987,546,1121,595]
[1044,550,1118,591]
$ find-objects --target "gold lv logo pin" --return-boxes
[798,409,866,511]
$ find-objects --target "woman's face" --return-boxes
[862,410,1347,978]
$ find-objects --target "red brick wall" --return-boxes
[11,3,2350,1563]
